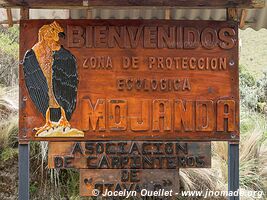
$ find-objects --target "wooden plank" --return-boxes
[79,169,179,196]
[227,8,238,21]
[48,141,211,169]
[0,0,265,8]
[228,143,240,200]
[18,144,30,200]
[6,8,13,27]
[87,8,92,19]
[0,20,19,25]
[251,0,265,8]
[20,7,29,20]
[239,9,248,28]
[19,19,239,142]
[165,8,171,20]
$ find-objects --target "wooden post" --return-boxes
[239,9,248,29]
[20,7,29,20]
[227,7,240,200]
[228,142,240,200]
[227,8,238,21]
[6,8,13,27]
[87,8,92,19]
[19,9,30,200]
[19,144,30,200]
[165,8,171,20]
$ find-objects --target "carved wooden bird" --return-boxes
[22,21,78,136]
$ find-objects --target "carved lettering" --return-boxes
[108,100,127,131]
[217,100,236,131]
[144,26,157,48]
[219,28,236,49]
[184,27,200,49]
[81,98,106,131]
[108,26,126,48]
[158,26,175,48]
[83,56,113,69]
[127,26,143,48]
[122,57,139,69]
[147,56,227,70]
[116,78,191,92]
[94,26,107,48]
[174,100,194,131]
[130,100,150,131]
[67,25,85,47]
[152,100,171,131]
[201,27,217,49]
[86,26,93,48]
[66,24,236,49]
[196,100,214,131]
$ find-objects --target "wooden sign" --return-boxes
[19,19,239,142]
[48,141,211,169]
[80,169,179,197]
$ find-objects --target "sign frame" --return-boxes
[19,19,239,142]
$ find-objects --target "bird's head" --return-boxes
[38,21,65,51]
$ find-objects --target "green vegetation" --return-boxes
[0,147,18,161]
[0,25,19,87]
[0,25,266,200]
[240,64,267,113]
[0,26,19,57]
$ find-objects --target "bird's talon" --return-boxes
[33,127,41,131]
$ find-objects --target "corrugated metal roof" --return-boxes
[0,6,266,30]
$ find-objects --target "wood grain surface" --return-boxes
[79,169,180,196]
[48,141,211,169]
[1,0,264,8]
[19,19,239,142]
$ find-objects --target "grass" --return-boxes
[239,113,267,193]
[0,25,19,57]
[0,147,18,161]
[178,112,267,200]
[0,106,18,159]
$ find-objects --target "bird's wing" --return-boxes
[22,49,49,118]
[52,46,78,121]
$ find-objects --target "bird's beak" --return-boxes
[58,32,65,39]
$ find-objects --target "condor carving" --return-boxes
[19,19,239,141]
[21,21,84,138]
